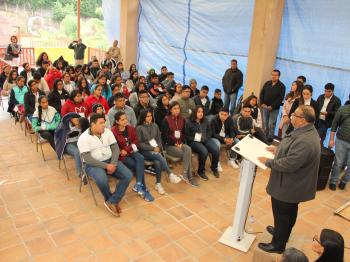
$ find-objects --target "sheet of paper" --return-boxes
[231,135,275,170]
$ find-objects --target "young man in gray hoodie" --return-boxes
[107,93,137,127]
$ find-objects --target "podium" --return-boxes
[218,135,273,252]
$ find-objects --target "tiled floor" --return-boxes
[0,109,349,262]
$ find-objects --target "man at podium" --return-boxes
[257,105,320,254]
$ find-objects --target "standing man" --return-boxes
[258,105,320,254]
[260,69,286,143]
[222,59,243,115]
[68,38,87,66]
[108,40,122,62]
[316,83,341,146]
[328,103,350,191]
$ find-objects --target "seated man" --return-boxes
[178,85,196,119]
[107,93,137,128]
[210,107,239,170]
[133,90,154,119]
[232,103,268,144]
[162,72,176,96]
[77,113,132,216]
[193,85,211,117]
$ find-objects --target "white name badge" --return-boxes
[78,112,85,117]
[131,144,138,152]
[149,138,158,147]
[40,122,46,130]
[174,130,181,139]
[188,109,192,115]
[194,132,202,142]
[60,99,65,106]
[13,106,18,112]
[220,131,225,137]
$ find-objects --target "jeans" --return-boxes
[317,119,329,146]
[85,161,132,204]
[140,151,171,183]
[262,108,279,140]
[211,138,237,160]
[123,152,145,184]
[165,144,193,175]
[330,138,350,184]
[189,139,219,174]
[39,130,55,149]
[65,142,82,176]
[224,92,238,115]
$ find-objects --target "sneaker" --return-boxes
[145,166,156,175]
[143,190,155,202]
[104,201,120,217]
[329,183,336,191]
[339,181,346,190]
[198,172,209,181]
[179,173,189,183]
[212,169,220,178]
[155,183,165,195]
[217,162,223,172]
[132,183,145,197]
[189,178,199,187]
[228,159,239,169]
[169,173,181,184]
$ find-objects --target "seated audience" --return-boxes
[53,56,69,71]
[20,62,35,85]
[161,102,198,186]
[2,69,18,96]
[189,78,199,98]
[169,83,182,103]
[125,70,139,92]
[148,73,166,102]
[316,83,341,146]
[24,79,45,120]
[158,66,168,83]
[0,65,10,90]
[209,89,224,116]
[146,68,155,85]
[85,85,110,115]
[33,72,50,95]
[277,248,309,262]
[312,229,344,262]
[110,75,129,101]
[154,94,169,128]
[185,105,220,179]
[44,67,62,90]
[129,82,147,108]
[108,93,137,128]
[136,109,181,195]
[210,107,239,169]
[76,78,90,99]
[111,111,154,202]
[91,103,111,128]
[61,90,88,117]
[36,60,50,78]
[162,72,176,96]
[32,95,61,149]
[90,75,112,100]
[133,90,155,120]
[62,72,76,94]
[8,76,28,118]
[115,62,129,82]
[193,85,211,117]
[245,95,263,129]
[232,103,268,144]
[48,79,69,114]
[77,113,132,216]
[36,52,50,68]
[82,64,94,83]
[89,59,101,79]
[178,85,196,119]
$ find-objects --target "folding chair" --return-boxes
[24,117,33,143]
[79,155,98,206]
[58,154,70,180]
[35,132,47,161]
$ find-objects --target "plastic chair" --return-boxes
[79,155,98,206]
[58,154,70,180]
[35,132,47,161]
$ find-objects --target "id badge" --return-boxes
[78,112,85,117]
[40,122,46,130]
[220,131,225,137]
[13,106,18,112]
[60,99,65,106]
[194,132,202,142]
[131,144,138,152]
[174,130,181,139]
[188,109,192,115]
[149,138,158,147]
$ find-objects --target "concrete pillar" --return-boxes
[120,0,139,68]
[244,0,285,98]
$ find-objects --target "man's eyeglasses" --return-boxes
[291,113,304,119]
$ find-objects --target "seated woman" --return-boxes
[245,95,263,129]
[62,72,76,94]
[161,101,198,186]
[24,79,45,121]
[44,67,62,90]
[61,90,88,117]
[136,109,181,195]
[76,77,90,100]
[54,112,88,177]
[85,85,110,115]
[154,94,169,128]
[90,103,111,128]
[111,111,154,202]
[90,75,112,100]
[8,76,28,120]
[169,83,183,103]
[48,79,69,114]
[2,69,18,96]
[185,105,220,180]
[125,70,139,92]
[312,228,344,262]
[32,95,61,149]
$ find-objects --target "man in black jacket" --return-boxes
[193,85,210,117]
[20,62,36,85]
[260,69,286,143]
[316,83,341,145]
[222,59,243,115]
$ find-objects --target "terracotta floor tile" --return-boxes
[157,243,188,262]
[51,228,80,247]
[74,221,102,239]
[0,205,9,219]
[17,223,48,242]
[181,215,208,232]
[195,226,221,245]
[25,235,56,256]
[60,241,93,262]
[143,230,171,250]
[96,247,129,262]
[13,211,39,228]
[135,252,165,262]
[176,234,207,255]
[42,216,71,233]
[162,223,192,241]
[107,225,136,244]
[167,206,194,221]
[0,227,22,250]
[120,239,151,258]
[0,244,29,261]
[83,234,115,253]
[6,199,32,216]
[155,196,180,209]
[33,249,66,262]
[35,205,64,221]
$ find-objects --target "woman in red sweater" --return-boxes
[111,111,154,202]
[44,67,62,90]
[61,90,88,117]
[85,85,109,115]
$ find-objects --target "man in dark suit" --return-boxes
[316,83,341,146]
[257,105,320,254]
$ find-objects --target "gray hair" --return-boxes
[298,105,316,123]
[281,248,309,262]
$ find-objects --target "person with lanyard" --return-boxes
[111,111,154,202]
[136,109,182,195]
[161,101,198,187]
[32,95,61,150]
[24,79,45,121]
[8,76,28,119]
[185,105,220,180]
[48,79,69,114]
[77,113,132,217]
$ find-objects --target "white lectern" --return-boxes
[218,135,273,252]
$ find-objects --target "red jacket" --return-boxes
[61,99,88,117]
[111,125,138,161]
[85,95,110,115]
[44,69,62,90]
